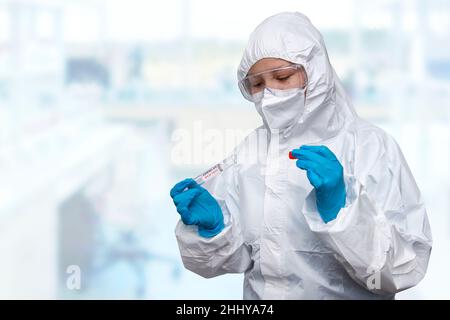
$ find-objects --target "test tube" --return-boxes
[194,154,236,185]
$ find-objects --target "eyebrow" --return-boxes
[273,68,295,75]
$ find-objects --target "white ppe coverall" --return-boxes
[175,12,432,299]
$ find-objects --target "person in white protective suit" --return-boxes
[170,12,432,299]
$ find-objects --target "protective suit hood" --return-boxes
[238,12,357,141]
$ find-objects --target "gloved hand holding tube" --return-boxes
[290,145,346,223]
[170,178,224,238]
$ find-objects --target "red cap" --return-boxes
[288,151,297,160]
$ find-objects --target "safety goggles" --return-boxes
[239,64,307,102]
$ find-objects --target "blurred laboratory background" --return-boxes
[0,0,449,299]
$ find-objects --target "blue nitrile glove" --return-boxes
[170,178,224,238]
[291,145,346,223]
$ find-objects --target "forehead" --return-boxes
[248,58,293,76]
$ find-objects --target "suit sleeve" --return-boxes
[175,152,252,278]
[301,132,432,295]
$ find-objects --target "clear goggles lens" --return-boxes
[239,64,307,102]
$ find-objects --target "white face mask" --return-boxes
[254,87,306,131]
